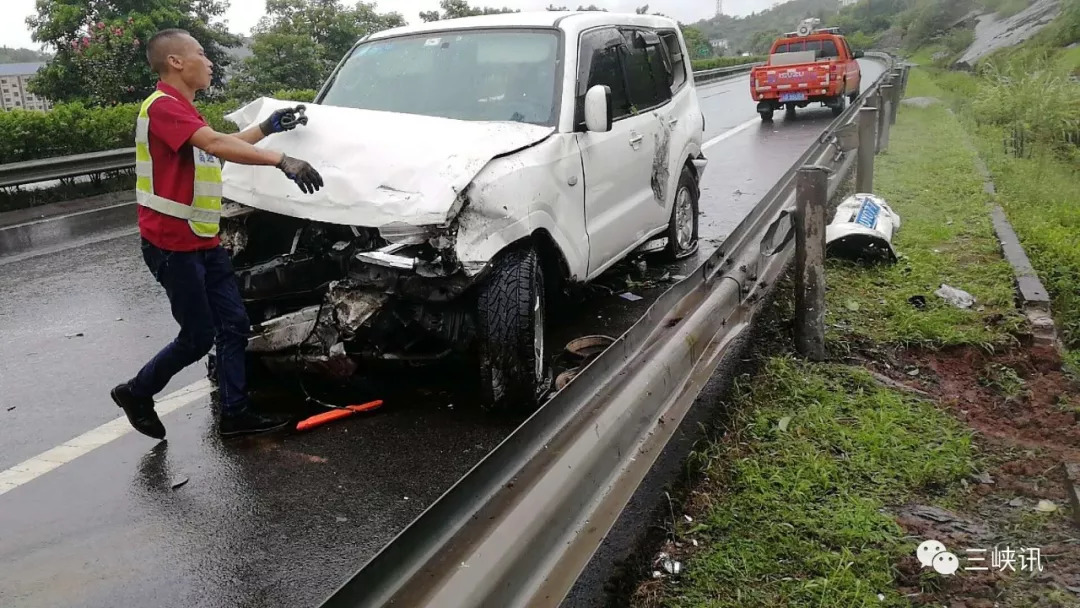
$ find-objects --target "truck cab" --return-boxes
[749,20,863,121]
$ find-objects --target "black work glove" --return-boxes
[276,154,324,194]
[260,105,307,136]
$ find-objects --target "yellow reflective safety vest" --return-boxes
[134,90,223,238]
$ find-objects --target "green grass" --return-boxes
[645,358,975,608]
[906,45,946,68]
[974,134,1080,354]
[911,54,1080,367]
[1052,43,1080,75]
[982,0,1035,18]
[824,69,1025,352]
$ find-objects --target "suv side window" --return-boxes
[659,30,687,93]
[577,27,633,126]
[619,27,673,112]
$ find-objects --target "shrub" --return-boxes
[971,54,1080,158]
[943,27,976,57]
[1051,0,1080,46]
[845,31,877,52]
[0,90,319,164]
[981,0,1034,18]
[691,56,765,71]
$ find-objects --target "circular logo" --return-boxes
[916,540,947,568]
[932,551,959,575]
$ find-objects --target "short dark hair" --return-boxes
[146,28,191,74]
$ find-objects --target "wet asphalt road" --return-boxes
[0,61,882,608]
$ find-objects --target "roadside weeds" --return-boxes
[625,68,1080,608]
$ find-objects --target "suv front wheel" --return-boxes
[476,245,553,413]
[660,165,700,260]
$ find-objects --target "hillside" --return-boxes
[687,0,841,54]
[689,0,1056,57]
[0,47,51,64]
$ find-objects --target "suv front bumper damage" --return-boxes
[224,208,481,378]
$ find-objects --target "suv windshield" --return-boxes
[320,28,561,126]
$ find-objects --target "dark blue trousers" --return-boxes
[132,238,250,414]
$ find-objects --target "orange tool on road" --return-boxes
[295,400,384,432]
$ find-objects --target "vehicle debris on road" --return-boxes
[935,284,976,309]
[295,400,384,432]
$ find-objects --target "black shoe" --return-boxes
[111,383,166,440]
[218,407,292,438]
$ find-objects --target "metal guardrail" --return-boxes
[317,51,902,608]
[0,64,763,190]
[693,61,763,84]
[0,147,136,189]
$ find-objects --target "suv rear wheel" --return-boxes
[476,245,552,413]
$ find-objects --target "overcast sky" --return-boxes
[2,0,780,50]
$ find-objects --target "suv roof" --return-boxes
[365,10,680,41]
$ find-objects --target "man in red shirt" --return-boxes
[111,28,323,440]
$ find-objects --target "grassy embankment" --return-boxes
[627,68,1080,608]
[918,2,1080,372]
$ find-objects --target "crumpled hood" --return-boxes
[221,97,555,227]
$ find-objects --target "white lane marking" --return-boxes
[703,117,760,151]
[0,379,213,497]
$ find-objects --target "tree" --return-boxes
[748,29,782,54]
[0,47,52,63]
[681,26,713,59]
[544,4,606,9]
[226,32,323,100]
[25,0,240,106]
[419,0,519,22]
[228,0,404,100]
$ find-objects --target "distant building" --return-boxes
[710,38,730,51]
[839,0,859,6]
[0,63,52,111]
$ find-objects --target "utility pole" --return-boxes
[716,0,723,18]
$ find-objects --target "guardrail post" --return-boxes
[900,65,911,97]
[857,106,878,193]
[795,166,828,362]
[889,70,903,125]
[878,84,894,153]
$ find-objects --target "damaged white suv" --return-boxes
[218,11,707,412]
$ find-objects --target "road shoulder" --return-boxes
[621,67,1080,608]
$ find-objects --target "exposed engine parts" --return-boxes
[221,208,477,372]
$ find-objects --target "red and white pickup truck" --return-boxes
[749,21,863,121]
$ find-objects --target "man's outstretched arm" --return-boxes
[188,126,324,194]
[189,126,282,166]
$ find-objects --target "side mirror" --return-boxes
[853,50,865,59]
[584,85,613,133]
